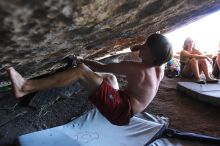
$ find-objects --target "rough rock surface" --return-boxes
[1,0,220,79]
[1,1,220,146]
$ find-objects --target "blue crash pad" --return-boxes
[177,81,220,106]
[18,108,165,146]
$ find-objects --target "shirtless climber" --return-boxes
[7,33,173,125]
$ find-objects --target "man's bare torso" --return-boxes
[124,63,164,114]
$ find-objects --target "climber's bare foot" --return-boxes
[7,67,29,98]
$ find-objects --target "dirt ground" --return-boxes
[0,61,220,146]
[147,76,220,137]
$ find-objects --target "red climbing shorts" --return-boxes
[89,79,133,126]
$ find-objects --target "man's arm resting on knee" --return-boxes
[82,59,136,75]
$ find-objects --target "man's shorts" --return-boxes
[89,79,133,126]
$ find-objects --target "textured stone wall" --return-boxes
[0,0,220,79]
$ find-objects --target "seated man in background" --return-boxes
[7,34,173,126]
[180,37,218,84]
[212,41,220,78]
